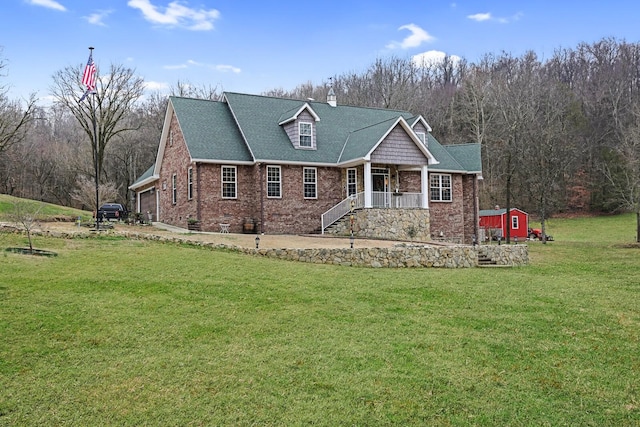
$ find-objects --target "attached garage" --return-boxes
[138,187,157,222]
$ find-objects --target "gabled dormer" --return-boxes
[278,103,320,150]
[409,115,432,148]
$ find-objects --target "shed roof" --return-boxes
[479,208,528,217]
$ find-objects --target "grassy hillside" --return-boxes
[1,214,638,425]
[0,194,92,221]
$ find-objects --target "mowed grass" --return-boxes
[1,215,639,426]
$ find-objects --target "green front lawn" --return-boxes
[1,214,638,425]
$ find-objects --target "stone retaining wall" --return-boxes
[479,244,529,267]
[249,245,477,268]
[1,225,528,268]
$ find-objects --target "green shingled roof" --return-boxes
[167,92,481,173]
[131,164,155,186]
[171,96,252,162]
[224,92,422,164]
[339,117,401,162]
[442,143,482,173]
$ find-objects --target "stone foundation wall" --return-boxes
[328,208,431,241]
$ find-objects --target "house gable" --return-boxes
[370,123,430,166]
[339,117,437,166]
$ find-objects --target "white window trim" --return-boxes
[347,168,358,197]
[267,165,282,198]
[430,173,452,202]
[221,165,237,199]
[171,173,177,205]
[187,167,193,200]
[416,131,426,146]
[298,121,313,148]
[512,215,519,229]
[303,167,317,199]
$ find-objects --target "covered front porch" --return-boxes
[321,162,430,236]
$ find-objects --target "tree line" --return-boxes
[0,38,639,240]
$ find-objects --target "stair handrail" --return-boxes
[321,192,364,234]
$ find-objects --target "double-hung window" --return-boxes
[221,166,237,199]
[430,174,452,202]
[347,168,357,197]
[303,167,317,199]
[299,122,312,147]
[171,173,177,204]
[187,167,193,200]
[267,166,281,198]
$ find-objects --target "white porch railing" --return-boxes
[321,192,364,234]
[389,192,422,208]
[321,192,423,234]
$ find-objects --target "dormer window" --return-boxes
[299,122,312,147]
[416,131,426,147]
[278,103,319,150]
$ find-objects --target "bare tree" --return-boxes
[488,52,541,242]
[0,49,37,155]
[522,77,582,239]
[71,175,119,211]
[603,102,640,241]
[51,60,145,183]
[7,199,44,254]
[170,80,223,100]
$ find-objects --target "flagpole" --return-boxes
[88,46,100,231]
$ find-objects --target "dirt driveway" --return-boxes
[41,221,402,250]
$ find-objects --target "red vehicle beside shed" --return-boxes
[479,207,529,241]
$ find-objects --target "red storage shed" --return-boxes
[479,207,529,241]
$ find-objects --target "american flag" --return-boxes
[81,51,97,92]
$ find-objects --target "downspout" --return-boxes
[196,162,201,221]
[473,174,479,243]
[259,163,264,234]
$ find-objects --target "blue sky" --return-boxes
[2,0,640,104]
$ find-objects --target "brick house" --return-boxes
[130,91,482,243]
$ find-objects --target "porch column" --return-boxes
[421,164,429,209]
[364,162,372,208]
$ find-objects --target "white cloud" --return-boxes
[127,0,220,31]
[468,11,523,24]
[386,23,434,50]
[468,12,492,22]
[85,10,113,26]
[163,60,241,74]
[215,65,241,73]
[411,50,461,68]
[27,0,66,11]
[144,81,170,91]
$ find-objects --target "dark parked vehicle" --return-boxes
[97,203,127,221]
